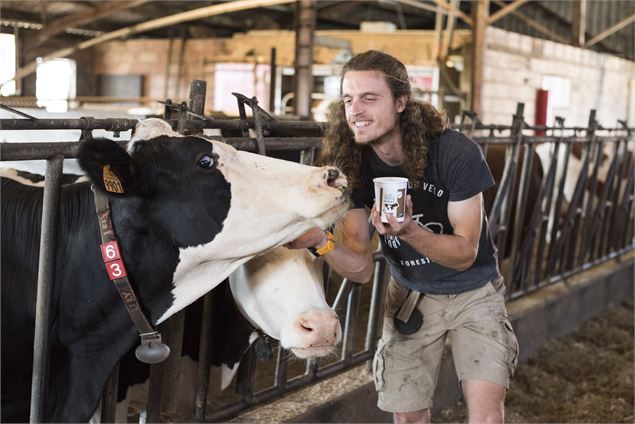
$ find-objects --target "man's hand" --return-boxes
[284,227,327,249]
[371,194,417,237]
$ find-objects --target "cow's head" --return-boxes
[79,119,348,323]
[230,247,341,359]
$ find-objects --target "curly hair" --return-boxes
[319,50,447,190]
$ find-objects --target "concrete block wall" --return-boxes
[482,27,635,127]
[90,29,471,113]
[93,39,230,108]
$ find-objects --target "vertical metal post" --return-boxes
[341,284,360,362]
[608,138,631,252]
[576,115,601,265]
[508,142,535,290]
[194,292,214,421]
[299,147,315,165]
[364,258,386,352]
[274,345,289,389]
[29,155,64,423]
[189,80,207,118]
[532,139,561,286]
[100,363,120,423]
[546,142,571,274]
[236,346,258,403]
[269,47,277,113]
[146,355,165,423]
[331,278,353,313]
[164,29,175,99]
[161,294,186,419]
[251,97,267,156]
[496,104,524,274]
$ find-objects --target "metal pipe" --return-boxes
[532,139,561,287]
[268,47,277,113]
[0,137,323,161]
[29,155,64,423]
[365,258,386,353]
[188,80,207,118]
[341,283,360,362]
[0,117,327,132]
[274,345,289,389]
[331,278,353,312]
[194,292,214,421]
[252,99,267,156]
[508,141,535,290]
[146,356,165,423]
[100,363,120,423]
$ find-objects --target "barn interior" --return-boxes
[1,0,634,124]
[1,1,634,423]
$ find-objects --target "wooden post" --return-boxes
[293,0,316,119]
[470,0,489,116]
[571,0,587,47]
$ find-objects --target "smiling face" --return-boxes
[342,70,406,146]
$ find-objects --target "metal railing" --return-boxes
[1,80,633,422]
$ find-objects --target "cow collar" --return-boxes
[92,186,170,364]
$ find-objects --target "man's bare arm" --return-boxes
[372,194,483,271]
[285,208,375,283]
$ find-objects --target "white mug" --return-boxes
[373,177,408,223]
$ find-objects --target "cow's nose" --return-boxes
[294,309,341,347]
[317,166,348,191]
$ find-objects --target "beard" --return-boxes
[352,122,400,147]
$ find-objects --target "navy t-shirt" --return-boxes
[351,129,500,294]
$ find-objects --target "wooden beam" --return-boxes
[39,0,48,25]
[571,0,587,46]
[470,0,488,115]
[492,0,568,44]
[396,0,441,15]
[430,0,473,27]
[585,13,635,48]
[36,0,150,45]
[440,0,459,60]
[488,0,529,25]
[1,0,296,90]
[433,1,445,60]
[293,0,316,119]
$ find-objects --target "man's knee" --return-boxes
[462,380,506,424]
[393,409,430,424]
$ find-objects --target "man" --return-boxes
[287,50,518,423]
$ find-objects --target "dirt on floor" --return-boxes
[433,301,634,424]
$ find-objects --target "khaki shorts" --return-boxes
[373,277,519,413]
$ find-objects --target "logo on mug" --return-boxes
[381,188,406,218]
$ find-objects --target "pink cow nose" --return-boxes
[295,309,342,347]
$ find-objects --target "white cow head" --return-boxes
[90,118,349,323]
[230,247,341,359]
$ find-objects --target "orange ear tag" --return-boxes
[102,165,124,194]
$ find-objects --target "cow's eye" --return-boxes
[198,154,215,169]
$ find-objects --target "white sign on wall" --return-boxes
[541,75,571,126]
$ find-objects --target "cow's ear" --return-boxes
[78,138,138,197]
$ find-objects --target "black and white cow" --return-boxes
[1,119,348,422]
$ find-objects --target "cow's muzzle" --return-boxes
[323,167,348,196]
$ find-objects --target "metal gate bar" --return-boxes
[29,155,64,423]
